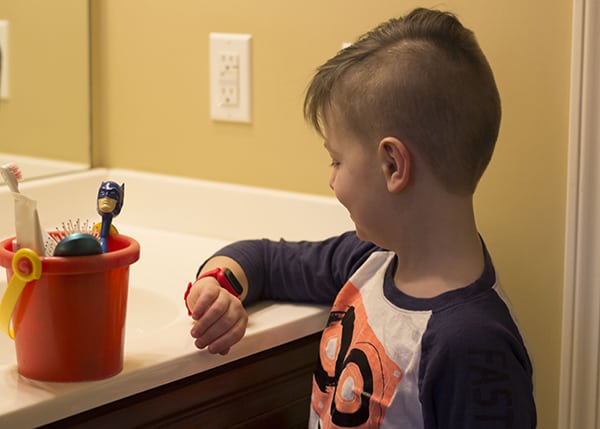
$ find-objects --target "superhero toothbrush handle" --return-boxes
[100,212,113,253]
[96,181,125,253]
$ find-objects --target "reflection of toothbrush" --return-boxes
[0,163,22,193]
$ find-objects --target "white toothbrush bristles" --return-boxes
[8,163,22,180]
[0,162,22,193]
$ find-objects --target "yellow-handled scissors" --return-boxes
[0,248,42,339]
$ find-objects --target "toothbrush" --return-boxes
[0,163,22,193]
[0,163,23,251]
[96,181,125,253]
[0,163,45,255]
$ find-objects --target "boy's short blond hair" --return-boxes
[304,8,501,195]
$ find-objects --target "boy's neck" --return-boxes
[390,196,485,299]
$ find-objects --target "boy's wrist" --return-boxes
[184,267,243,315]
[198,267,243,297]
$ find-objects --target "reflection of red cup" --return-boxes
[0,234,140,381]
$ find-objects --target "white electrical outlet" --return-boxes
[217,51,240,106]
[0,20,9,100]
[209,33,252,123]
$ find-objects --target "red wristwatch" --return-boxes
[184,267,243,315]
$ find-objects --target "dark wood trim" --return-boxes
[42,333,322,429]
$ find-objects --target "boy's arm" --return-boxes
[208,231,379,305]
[186,231,379,355]
[419,311,536,428]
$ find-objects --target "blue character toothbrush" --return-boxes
[96,181,124,253]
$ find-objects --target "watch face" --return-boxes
[196,267,243,297]
[223,268,243,295]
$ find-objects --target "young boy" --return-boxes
[185,7,536,428]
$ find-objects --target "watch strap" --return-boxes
[184,267,242,315]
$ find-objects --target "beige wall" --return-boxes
[0,0,89,164]
[91,1,572,427]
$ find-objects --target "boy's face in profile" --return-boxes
[323,109,390,245]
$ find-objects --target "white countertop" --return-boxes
[0,168,353,427]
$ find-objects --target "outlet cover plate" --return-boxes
[209,33,252,123]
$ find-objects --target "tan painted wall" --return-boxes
[91,1,571,427]
[0,0,89,164]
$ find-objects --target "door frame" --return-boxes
[559,0,600,427]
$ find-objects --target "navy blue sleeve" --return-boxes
[207,231,379,305]
[418,292,536,429]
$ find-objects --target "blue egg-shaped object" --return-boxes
[53,233,103,257]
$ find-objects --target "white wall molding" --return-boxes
[559,0,600,427]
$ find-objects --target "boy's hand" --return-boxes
[187,277,248,355]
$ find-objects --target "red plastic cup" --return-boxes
[0,234,140,381]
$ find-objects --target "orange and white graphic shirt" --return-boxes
[308,250,535,429]
[310,251,430,428]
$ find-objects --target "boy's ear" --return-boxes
[379,137,411,193]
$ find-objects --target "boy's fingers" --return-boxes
[190,291,231,338]
[204,316,248,354]
[192,305,242,346]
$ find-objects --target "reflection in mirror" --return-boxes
[0,0,90,183]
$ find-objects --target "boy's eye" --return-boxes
[329,160,340,167]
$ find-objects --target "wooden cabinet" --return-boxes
[41,333,321,429]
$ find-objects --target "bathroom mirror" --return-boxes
[0,0,90,182]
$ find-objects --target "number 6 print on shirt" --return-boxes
[312,284,403,429]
